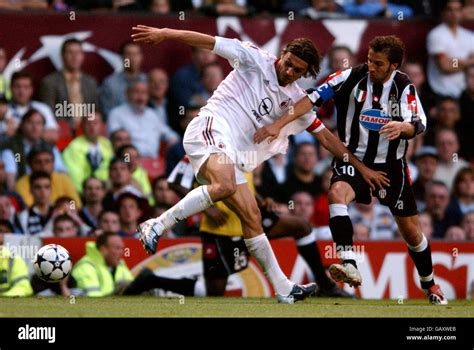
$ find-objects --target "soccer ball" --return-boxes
[33,244,72,283]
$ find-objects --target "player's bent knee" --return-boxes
[328,182,349,204]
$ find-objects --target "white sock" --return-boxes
[160,186,213,229]
[296,231,316,246]
[244,233,293,296]
[193,278,206,297]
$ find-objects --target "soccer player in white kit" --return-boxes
[131,25,388,303]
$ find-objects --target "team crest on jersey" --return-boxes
[218,141,226,149]
[279,98,291,109]
[360,109,391,131]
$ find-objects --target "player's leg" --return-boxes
[326,160,369,287]
[395,215,447,305]
[266,213,353,297]
[385,159,447,305]
[138,153,236,254]
[222,183,316,302]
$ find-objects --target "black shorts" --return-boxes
[201,231,249,279]
[330,158,418,217]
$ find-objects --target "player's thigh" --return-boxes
[199,153,237,200]
[394,215,422,247]
[267,214,312,239]
[222,184,263,237]
[329,160,362,204]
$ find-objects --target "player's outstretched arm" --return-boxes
[253,95,313,144]
[315,127,390,191]
[131,25,215,51]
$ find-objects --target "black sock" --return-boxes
[408,243,435,289]
[329,215,357,268]
[124,269,196,296]
[297,243,335,291]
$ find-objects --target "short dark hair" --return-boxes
[116,144,138,159]
[29,171,51,187]
[443,0,464,11]
[82,176,106,192]
[20,109,46,131]
[281,38,321,79]
[369,35,405,68]
[119,40,140,56]
[109,156,131,170]
[53,213,79,231]
[294,142,316,156]
[27,144,54,166]
[11,70,34,86]
[98,210,119,222]
[61,38,82,56]
[96,231,119,249]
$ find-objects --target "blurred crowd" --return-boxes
[0,0,474,21]
[0,0,472,245]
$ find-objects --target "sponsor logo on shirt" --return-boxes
[359,109,391,131]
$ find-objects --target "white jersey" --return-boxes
[196,36,324,172]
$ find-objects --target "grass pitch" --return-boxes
[1,297,473,317]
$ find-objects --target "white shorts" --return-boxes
[183,115,247,186]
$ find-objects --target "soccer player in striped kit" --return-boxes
[255,36,448,305]
[131,25,388,303]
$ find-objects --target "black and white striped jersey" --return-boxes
[307,64,427,165]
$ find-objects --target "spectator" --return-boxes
[425,181,460,239]
[147,68,170,126]
[447,168,474,221]
[412,146,439,209]
[463,0,474,20]
[71,231,196,296]
[291,190,332,240]
[18,171,53,235]
[7,71,59,143]
[445,226,466,241]
[15,145,81,207]
[116,144,152,204]
[0,95,15,143]
[0,194,22,233]
[462,211,474,241]
[200,0,252,16]
[169,46,216,118]
[418,212,434,239]
[426,0,474,98]
[79,177,106,230]
[0,158,25,211]
[0,240,33,297]
[100,41,146,118]
[433,129,469,191]
[424,97,461,146]
[149,0,171,13]
[353,223,370,241]
[341,0,414,18]
[1,109,66,178]
[110,128,132,153]
[39,38,98,131]
[458,65,474,161]
[283,142,321,201]
[44,196,90,236]
[102,157,143,210]
[190,62,224,107]
[299,0,345,19]
[401,61,437,118]
[117,192,148,238]
[153,176,179,207]
[107,81,179,158]
[97,210,121,233]
[348,197,397,240]
[312,166,331,229]
[0,47,10,100]
[53,213,80,237]
[254,154,288,203]
[62,112,114,192]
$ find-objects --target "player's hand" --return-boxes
[379,121,403,141]
[131,25,167,45]
[254,123,281,144]
[359,166,390,191]
[204,207,229,227]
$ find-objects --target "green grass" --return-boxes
[1,297,473,317]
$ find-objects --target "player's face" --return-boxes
[277,52,308,85]
[367,49,397,84]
